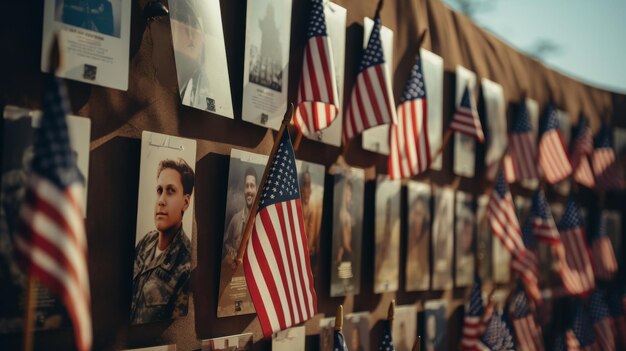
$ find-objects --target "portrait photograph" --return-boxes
[453,66,478,178]
[218,149,267,317]
[242,0,292,130]
[423,300,447,351]
[455,191,475,287]
[0,106,91,333]
[344,312,370,351]
[297,161,325,278]
[132,131,196,325]
[272,326,305,351]
[318,317,335,351]
[475,195,492,281]
[393,306,417,351]
[201,333,253,351]
[405,181,431,292]
[330,167,364,297]
[421,49,444,171]
[431,186,454,290]
[374,175,401,293]
[169,0,234,117]
[481,78,507,180]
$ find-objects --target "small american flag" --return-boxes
[14,75,91,351]
[461,276,490,350]
[294,0,339,137]
[505,101,539,183]
[334,329,348,351]
[378,319,395,351]
[567,299,601,351]
[509,284,544,351]
[556,198,595,296]
[538,105,572,184]
[243,130,317,338]
[589,289,617,351]
[478,311,516,351]
[487,171,540,302]
[450,85,485,143]
[570,116,595,188]
[529,190,560,244]
[343,10,396,144]
[589,212,617,281]
[592,124,624,190]
[388,54,430,179]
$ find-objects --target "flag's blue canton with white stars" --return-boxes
[334,330,347,351]
[540,105,559,134]
[468,275,485,316]
[480,311,516,351]
[589,289,611,322]
[459,86,472,109]
[494,170,509,199]
[558,197,584,231]
[400,56,426,103]
[306,0,328,39]
[512,102,532,133]
[594,124,614,149]
[531,190,552,222]
[378,320,395,351]
[358,14,385,72]
[511,284,531,318]
[259,131,300,210]
[571,299,595,347]
[521,216,537,249]
[36,76,84,188]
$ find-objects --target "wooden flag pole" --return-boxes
[236,103,295,264]
[387,299,395,330]
[412,336,421,351]
[293,130,304,152]
[335,304,344,331]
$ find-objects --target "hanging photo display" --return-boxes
[242,0,293,130]
[455,191,475,287]
[169,0,234,117]
[132,132,196,325]
[421,49,445,171]
[475,195,492,281]
[393,305,418,351]
[272,326,305,351]
[431,186,454,290]
[453,66,478,178]
[423,300,448,351]
[405,181,431,292]
[481,78,507,180]
[330,166,364,297]
[374,175,401,293]
[0,106,91,333]
[361,17,395,155]
[298,161,325,277]
[201,333,253,351]
[41,0,132,90]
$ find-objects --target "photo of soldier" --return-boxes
[297,162,325,277]
[373,175,401,293]
[405,181,431,291]
[424,300,447,351]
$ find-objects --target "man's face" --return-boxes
[171,14,204,65]
[154,168,189,232]
[244,175,257,208]
[301,174,311,205]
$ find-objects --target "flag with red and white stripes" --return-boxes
[243,129,317,339]
[506,101,539,183]
[570,116,595,188]
[556,198,595,296]
[388,54,430,179]
[592,124,624,190]
[589,211,617,281]
[460,276,491,350]
[488,170,541,302]
[530,189,561,244]
[509,284,544,351]
[589,289,617,351]
[538,105,572,184]
[294,0,339,137]
[450,85,485,143]
[14,75,91,351]
[342,10,395,144]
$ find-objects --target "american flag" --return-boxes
[538,105,572,184]
[589,212,617,281]
[556,198,595,296]
[487,170,541,302]
[461,276,490,350]
[592,124,624,190]
[243,129,317,338]
[566,299,601,351]
[570,116,595,188]
[379,319,395,351]
[450,85,485,143]
[505,101,539,183]
[509,284,544,351]
[388,55,430,179]
[294,0,339,137]
[14,75,91,351]
[334,329,348,351]
[342,10,396,144]
[529,190,560,243]
[589,289,617,351]
[478,311,516,351]
[607,288,626,349]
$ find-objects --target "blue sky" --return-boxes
[441,0,626,94]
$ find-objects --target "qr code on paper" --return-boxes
[206,97,216,112]
[83,64,97,80]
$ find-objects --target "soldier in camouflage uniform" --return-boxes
[131,158,194,324]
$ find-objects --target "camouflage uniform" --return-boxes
[131,227,191,324]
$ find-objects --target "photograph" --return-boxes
[0,106,91,333]
[405,181,431,292]
[298,161,325,278]
[374,175,401,293]
[519,98,540,190]
[475,195,492,281]
[421,49,444,171]
[218,149,267,317]
[272,326,305,351]
[481,78,507,180]
[201,333,253,351]
[42,0,131,90]
[455,191,475,287]
[330,166,364,297]
[319,317,336,351]
[241,0,292,130]
[131,131,196,325]
[169,0,233,117]
[453,66,478,178]
[344,312,370,351]
[393,305,417,351]
[423,300,447,351]
[431,186,454,290]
